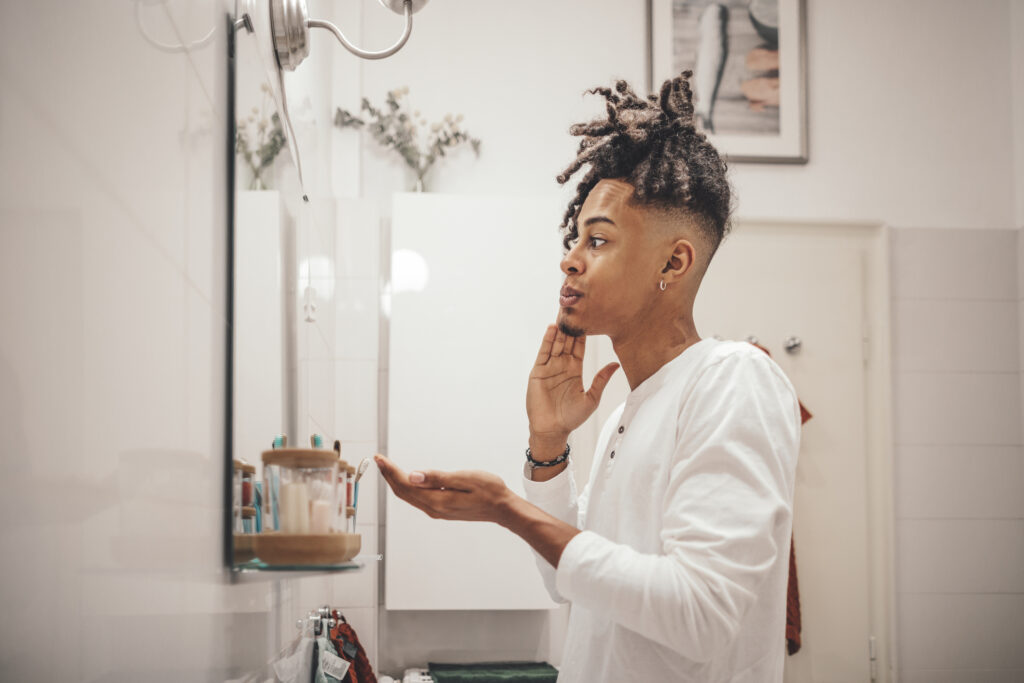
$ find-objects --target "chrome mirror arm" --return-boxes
[307,0,413,61]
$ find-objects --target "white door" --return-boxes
[580,222,876,681]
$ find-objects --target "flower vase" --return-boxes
[248,173,266,191]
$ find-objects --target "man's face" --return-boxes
[557,178,669,338]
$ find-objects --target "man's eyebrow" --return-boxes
[583,216,616,228]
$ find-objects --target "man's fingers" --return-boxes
[376,455,475,493]
[551,328,566,357]
[586,362,620,403]
[408,469,472,493]
[375,455,416,494]
[533,324,556,366]
[571,334,587,360]
[375,455,408,493]
[374,454,398,478]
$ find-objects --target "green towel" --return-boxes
[427,661,558,683]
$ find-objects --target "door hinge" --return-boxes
[862,335,870,364]
[868,635,878,682]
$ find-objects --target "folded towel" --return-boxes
[427,661,558,683]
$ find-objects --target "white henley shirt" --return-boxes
[522,337,802,682]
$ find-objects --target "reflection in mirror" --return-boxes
[229,0,361,571]
[227,0,443,571]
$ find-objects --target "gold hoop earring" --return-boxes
[659,280,666,291]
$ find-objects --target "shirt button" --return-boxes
[618,426,624,433]
[610,451,616,459]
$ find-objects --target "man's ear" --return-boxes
[660,238,697,283]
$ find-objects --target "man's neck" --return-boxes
[611,315,702,391]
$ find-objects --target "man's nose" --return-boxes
[560,242,584,275]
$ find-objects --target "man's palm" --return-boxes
[527,325,619,438]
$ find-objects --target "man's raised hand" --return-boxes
[526,325,619,447]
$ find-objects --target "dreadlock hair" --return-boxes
[556,71,733,272]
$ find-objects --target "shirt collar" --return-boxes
[624,337,717,406]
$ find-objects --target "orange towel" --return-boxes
[747,341,810,656]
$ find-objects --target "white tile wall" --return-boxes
[0,0,276,679]
[891,227,1024,681]
[0,1,384,680]
[331,199,385,670]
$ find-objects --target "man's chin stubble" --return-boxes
[558,319,586,338]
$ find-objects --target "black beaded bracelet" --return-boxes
[525,442,570,468]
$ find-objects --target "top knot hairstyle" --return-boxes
[556,71,733,265]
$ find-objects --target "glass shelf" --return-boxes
[230,558,365,582]
[232,559,363,573]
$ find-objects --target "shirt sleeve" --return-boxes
[521,404,626,602]
[552,351,801,662]
[521,460,580,604]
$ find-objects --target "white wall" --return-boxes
[891,228,1024,681]
[350,0,1017,229]
[0,1,382,680]
[0,0,259,679]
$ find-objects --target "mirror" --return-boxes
[228,0,349,571]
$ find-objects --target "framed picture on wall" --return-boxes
[649,0,808,163]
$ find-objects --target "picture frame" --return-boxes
[649,0,808,163]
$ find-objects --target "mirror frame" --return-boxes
[224,5,238,570]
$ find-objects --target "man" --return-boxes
[374,71,801,682]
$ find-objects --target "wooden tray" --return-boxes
[254,532,361,566]
[233,534,257,563]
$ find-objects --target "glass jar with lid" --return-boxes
[261,449,340,535]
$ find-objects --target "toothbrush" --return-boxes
[355,457,371,483]
[271,468,280,531]
[352,458,371,529]
[352,481,359,532]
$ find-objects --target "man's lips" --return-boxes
[560,285,582,307]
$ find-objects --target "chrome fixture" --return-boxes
[265,0,429,201]
[235,14,254,34]
[270,0,427,72]
[297,605,341,635]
